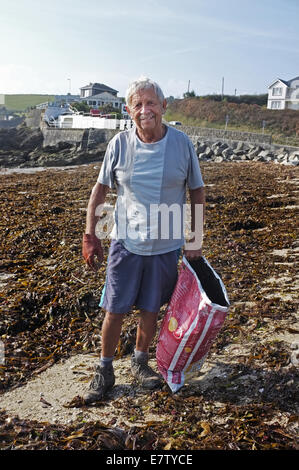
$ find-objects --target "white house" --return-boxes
[80,82,121,108]
[267,76,299,110]
[83,91,121,109]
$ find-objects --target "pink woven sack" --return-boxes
[156,256,230,393]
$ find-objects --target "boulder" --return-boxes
[288,153,299,166]
[197,142,207,154]
[234,149,246,156]
[211,141,223,150]
[235,141,244,151]
[222,147,234,159]
[248,146,262,158]
[289,150,299,160]
[275,152,288,162]
[258,149,272,158]
[213,142,229,156]
[204,147,214,158]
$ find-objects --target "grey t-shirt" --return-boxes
[97,125,204,255]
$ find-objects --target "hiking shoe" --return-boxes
[131,354,163,390]
[83,364,115,404]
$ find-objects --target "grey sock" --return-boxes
[134,349,149,363]
[100,356,114,368]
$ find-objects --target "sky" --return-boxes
[0,0,298,98]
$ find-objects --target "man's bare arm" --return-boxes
[85,182,110,236]
[82,183,110,271]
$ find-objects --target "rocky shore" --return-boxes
[196,139,299,166]
[0,126,107,168]
[1,125,299,169]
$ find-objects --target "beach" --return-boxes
[0,160,298,450]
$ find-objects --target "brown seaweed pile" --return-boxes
[0,161,298,450]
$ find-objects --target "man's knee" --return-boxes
[104,311,125,325]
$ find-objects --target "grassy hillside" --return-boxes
[4,94,55,111]
[165,98,299,146]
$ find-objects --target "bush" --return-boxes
[71,101,91,113]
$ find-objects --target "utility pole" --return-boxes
[221,77,224,100]
[67,78,71,95]
[187,80,190,94]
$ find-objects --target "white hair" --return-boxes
[125,76,165,106]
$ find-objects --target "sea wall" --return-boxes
[177,125,272,146]
[1,120,298,168]
[41,128,119,149]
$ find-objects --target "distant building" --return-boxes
[79,82,121,109]
[267,76,299,110]
[54,93,80,103]
[80,82,118,99]
[83,91,121,109]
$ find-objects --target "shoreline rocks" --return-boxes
[196,140,299,166]
[0,125,299,168]
[0,126,107,168]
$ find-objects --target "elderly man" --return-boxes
[82,77,205,403]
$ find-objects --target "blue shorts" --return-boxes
[99,240,180,314]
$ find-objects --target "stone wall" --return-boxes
[42,128,86,147]
[42,128,119,149]
[177,125,272,145]
[25,109,43,129]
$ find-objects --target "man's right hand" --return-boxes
[82,233,104,271]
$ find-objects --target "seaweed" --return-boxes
[0,161,298,450]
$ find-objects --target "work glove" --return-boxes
[82,233,103,271]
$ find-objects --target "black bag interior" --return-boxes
[188,257,229,307]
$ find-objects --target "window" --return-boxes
[271,101,281,109]
[272,87,282,96]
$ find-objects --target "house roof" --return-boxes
[80,82,118,94]
[268,76,299,89]
[268,78,289,88]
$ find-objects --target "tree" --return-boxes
[71,101,91,113]
[183,90,196,99]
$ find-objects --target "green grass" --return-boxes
[4,94,55,111]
